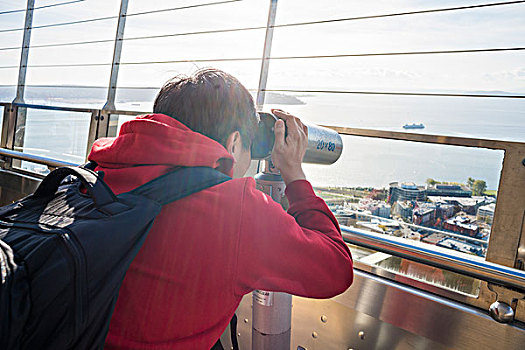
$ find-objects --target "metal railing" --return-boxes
[342,226,525,291]
[0,147,77,168]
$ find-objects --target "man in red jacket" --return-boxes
[90,68,353,349]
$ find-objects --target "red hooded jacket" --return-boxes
[89,114,353,349]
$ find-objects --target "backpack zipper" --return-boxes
[58,230,86,341]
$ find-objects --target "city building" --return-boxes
[477,203,496,224]
[422,233,446,245]
[426,184,472,197]
[373,203,391,219]
[412,203,437,226]
[357,199,391,219]
[427,196,491,215]
[388,182,426,204]
[392,201,413,220]
[443,216,479,237]
[437,238,484,256]
[389,182,473,206]
[435,203,455,220]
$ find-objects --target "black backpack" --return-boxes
[0,165,230,349]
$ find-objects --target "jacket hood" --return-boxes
[88,114,234,176]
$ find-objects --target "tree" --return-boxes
[472,180,487,196]
[426,178,438,186]
[467,177,475,189]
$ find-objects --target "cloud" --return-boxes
[484,67,525,81]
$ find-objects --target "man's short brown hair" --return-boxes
[153,68,258,149]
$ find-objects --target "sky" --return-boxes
[0,0,524,100]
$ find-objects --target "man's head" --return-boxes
[153,68,258,178]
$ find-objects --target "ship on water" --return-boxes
[403,123,425,129]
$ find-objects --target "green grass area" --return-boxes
[483,190,497,196]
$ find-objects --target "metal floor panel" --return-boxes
[222,269,525,349]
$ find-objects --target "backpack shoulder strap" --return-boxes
[128,167,231,206]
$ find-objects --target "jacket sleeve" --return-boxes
[234,178,353,298]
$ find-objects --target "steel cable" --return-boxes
[0,0,85,16]
[116,47,525,65]
[0,46,524,69]
[124,0,242,18]
[0,0,242,33]
[0,39,114,52]
[0,16,116,33]
[261,89,525,99]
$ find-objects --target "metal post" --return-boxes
[251,4,290,348]
[84,0,128,158]
[255,0,278,110]
[0,104,16,169]
[11,0,35,166]
[1,105,12,149]
[85,110,102,160]
[486,144,525,269]
[13,0,35,105]
[252,160,292,350]
[103,0,129,111]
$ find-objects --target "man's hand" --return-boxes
[271,109,308,185]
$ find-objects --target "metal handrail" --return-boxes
[0,148,78,168]
[342,226,525,291]
[11,102,98,114]
[11,103,142,116]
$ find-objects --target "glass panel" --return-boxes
[312,134,503,261]
[13,107,91,174]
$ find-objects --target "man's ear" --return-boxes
[225,131,242,156]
